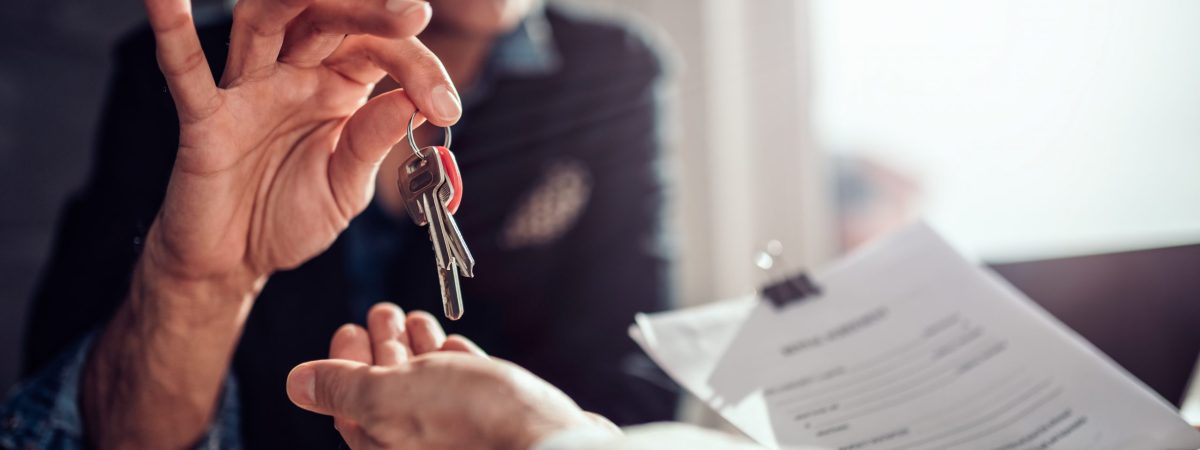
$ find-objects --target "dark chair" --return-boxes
[990,244,1200,406]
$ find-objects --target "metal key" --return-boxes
[423,185,466,319]
[434,160,474,278]
[396,113,474,320]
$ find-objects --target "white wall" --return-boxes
[812,0,1200,261]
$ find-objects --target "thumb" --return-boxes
[326,88,422,219]
[287,359,373,420]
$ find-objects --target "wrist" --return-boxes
[503,412,613,450]
[80,240,267,449]
[520,422,621,450]
[131,248,266,331]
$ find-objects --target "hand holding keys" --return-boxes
[396,113,475,320]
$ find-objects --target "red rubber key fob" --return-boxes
[436,146,462,214]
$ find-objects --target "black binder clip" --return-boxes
[761,272,822,308]
[755,240,822,308]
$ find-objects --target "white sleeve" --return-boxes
[530,422,765,450]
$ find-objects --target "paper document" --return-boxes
[632,223,1200,450]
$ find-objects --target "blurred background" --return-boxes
[1,0,1197,422]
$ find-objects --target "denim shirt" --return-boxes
[0,334,241,449]
[0,12,557,450]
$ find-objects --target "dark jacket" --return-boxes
[23,6,677,448]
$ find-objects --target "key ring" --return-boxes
[407,112,452,159]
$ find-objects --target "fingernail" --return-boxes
[289,367,316,405]
[386,0,428,16]
[390,307,406,336]
[430,85,462,122]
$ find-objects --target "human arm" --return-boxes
[290,350,759,450]
[285,305,759,450]
[76,0,464,447]
[287,304,617,450]
[2,335,242,450]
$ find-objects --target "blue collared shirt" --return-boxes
[345,9,561,324]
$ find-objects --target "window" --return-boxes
[812,0,1200,261]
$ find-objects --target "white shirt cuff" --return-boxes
[528,426,623,450]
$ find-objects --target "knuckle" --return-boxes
[154,11,194,34]
[230,2,253,25]
[339,120,371,165]
[159,48,207,77]
[356,373,387,416]
[185,93,225,123]
[399,46,439,71]
[383,16,423,38]
[233,3,283,38]
[374,40,445,82]
[316,374,349,410]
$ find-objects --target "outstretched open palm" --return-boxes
[142,0,461,284]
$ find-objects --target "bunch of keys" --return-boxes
[396,112,474,320]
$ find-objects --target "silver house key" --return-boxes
[396,113,475,320]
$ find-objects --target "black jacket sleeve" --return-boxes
[22,25,205,375]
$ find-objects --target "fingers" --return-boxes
[441,334,487,357]
[367,302,411,366]
[327,324,371,445]
[406,311,447,355]
[278,0,432,68]
[330,324,373,364]
[584,412,622,435]
[325,88,421,219]
[142,0,220,121]
[324,35,462,126]
[223,0,312,84]
[225,0,448,89]
[287,359,373,420]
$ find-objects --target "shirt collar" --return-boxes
[486,6,560,78]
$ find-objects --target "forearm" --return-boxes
[81,255,262,449]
